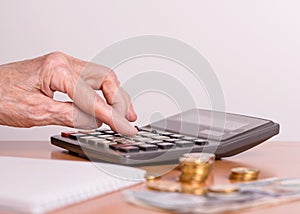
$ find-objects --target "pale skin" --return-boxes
[0,52,138,136]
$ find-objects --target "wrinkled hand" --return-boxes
[0,52,138,135]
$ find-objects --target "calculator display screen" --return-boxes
[149,109,271,141]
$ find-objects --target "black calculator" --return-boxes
[50,109,279,166]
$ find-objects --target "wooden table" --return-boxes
[0,141,300,214]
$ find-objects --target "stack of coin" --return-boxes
[208,184,240,194]
[180,183,207,195]
[229,167,260,181]
[178,153,215,184]
[147,180,181,192]
[147,180,207,195]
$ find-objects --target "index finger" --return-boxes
[72,77,138,135]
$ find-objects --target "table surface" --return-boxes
[0,140,300,214]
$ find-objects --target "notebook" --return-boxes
[0,156,145,214]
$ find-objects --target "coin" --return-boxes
[180,183,207,195]
[178,153,215,184]
[147,181,181,192]
[145,172,162,181]
[179,174,209,183]
[208,184,240,194]
[180,165,211,174]
[229,167,260,181]
[231,167,259,175]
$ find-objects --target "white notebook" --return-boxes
[0,156,145,214]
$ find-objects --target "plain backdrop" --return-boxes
[0,0,299,141]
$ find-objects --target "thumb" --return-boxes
[49,100,102,129]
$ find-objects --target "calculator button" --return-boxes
[109,144,129,150]
[85,132,102,136]
[157,143,175,149]
[175,140,195,148]
[194,139,209,145]
[69,133,86,140]
[139,133,158,138]
[88,139,111,147]
[102,130,116,135]
[146,140,164,145]
[78,136,98,143]
[151,135,170,140]
[128,136,145,141]
[158,131,174,136]
[138,144,158,151]
[170,134,185,139]
[163,138,179,143]
[97,135,115,140]
[61,131,76,138]
[114,139,128,144]
[182,136,197,141]
[137,131,151,135]
[124,141,144,146]
[109,137,124,142]
[135,137,153,142]
[119,146,140,153]
[94,140,113,148]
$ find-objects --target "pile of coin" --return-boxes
[147,180,181,192]
[180,183,207,195]
[229,167,260,181]
[147,180,207,195]
[208,184,240,194]
[145,154,261,196]
[178,153,215,184]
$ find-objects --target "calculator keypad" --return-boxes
[61,128,209,154]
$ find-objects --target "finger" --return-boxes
[47,100,102,129]
[127,102,138,122]
[93,95,138,135]
[65,55,111,88]
[100,72,137,122]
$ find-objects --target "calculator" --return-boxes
[50,109,279,166]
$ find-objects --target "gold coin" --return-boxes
[179,158,213,166]
[230,175,259,180]
[179,174,209,183]
[145,172,162,181]
[208,184,240,194]
[231,167,259,175]
[147,181,181,192]
[229,167,260,181]
[180,166,211,174]
[180,162,211,169]
[178,153,215,184]
[181,183,207,195]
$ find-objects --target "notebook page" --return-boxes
[0,156,145,214]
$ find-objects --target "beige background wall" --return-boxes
[0,0,299,141]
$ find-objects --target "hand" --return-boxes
[0,52,138,135]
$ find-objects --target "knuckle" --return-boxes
[42,51,69,72]
[106,70,120,85]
